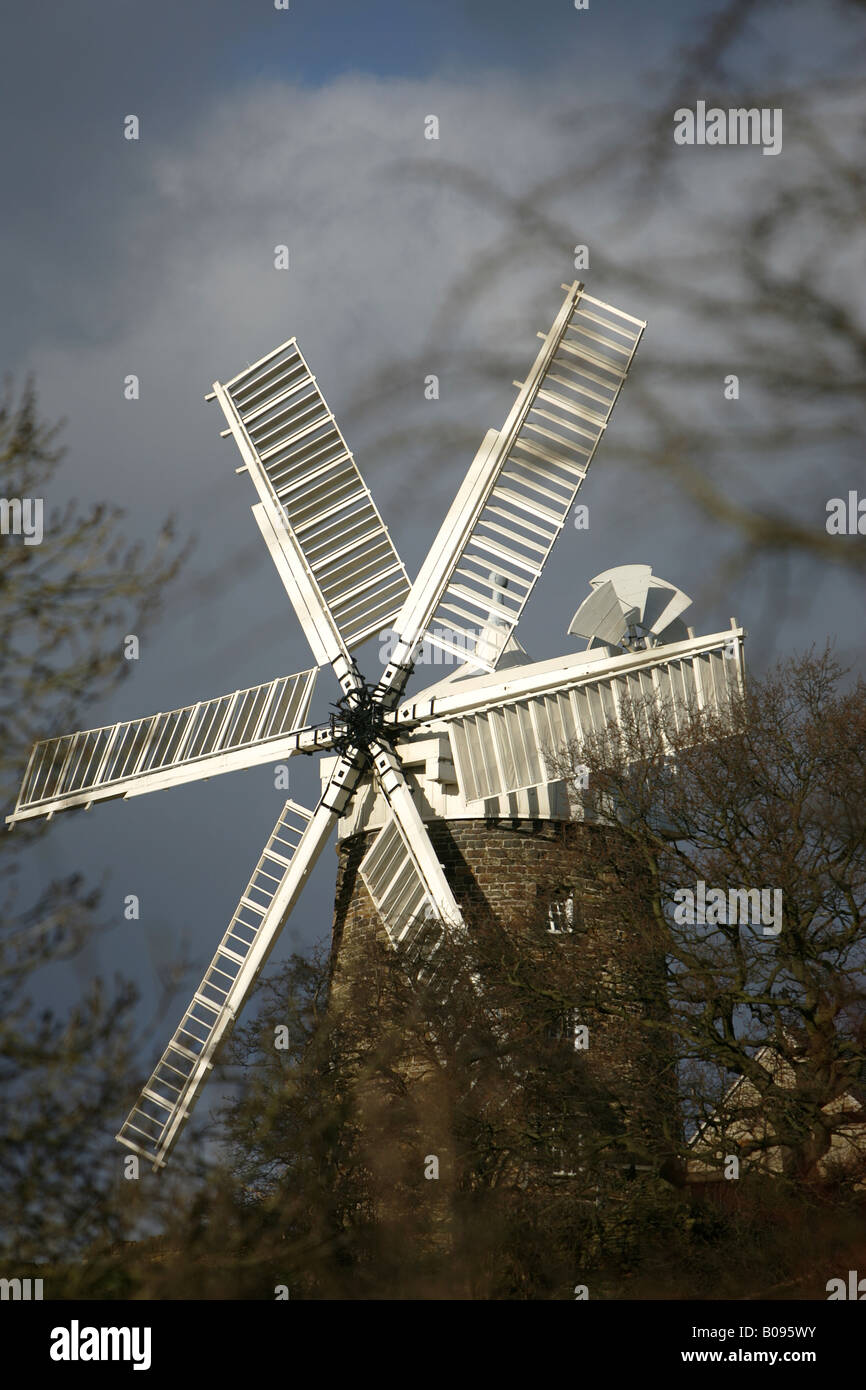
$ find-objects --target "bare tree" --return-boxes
[348,0,866,656]
[557,646,866,1187]
[0,380,190,1265]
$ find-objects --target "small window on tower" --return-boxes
[546,890,583,933]
[549,1120,585,1178]
[547,1006,584,1051]
[548,896,574,933]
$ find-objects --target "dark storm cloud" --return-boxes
[3,0,862,1118]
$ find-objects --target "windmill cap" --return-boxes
[569,564,692,643]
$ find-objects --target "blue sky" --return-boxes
[2,0,864,1168]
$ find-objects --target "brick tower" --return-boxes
[323,647,680,1253]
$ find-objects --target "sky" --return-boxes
[2,0,864,1162]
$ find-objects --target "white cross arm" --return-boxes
[116,756,364,1170]
[366,738,467,933]
[210,337,411,696]
[7,668,320,826]
[375,282,645,696]
[394,629,746,804]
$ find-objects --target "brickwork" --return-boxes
[328,817,678,1184]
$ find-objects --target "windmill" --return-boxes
[7,280,745,1171]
